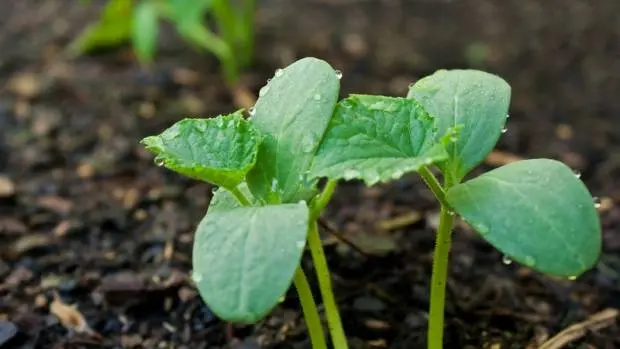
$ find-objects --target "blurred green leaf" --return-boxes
[132,1,159,64]
[69,0,134,54]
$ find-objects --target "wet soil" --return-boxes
[1,0,620,348]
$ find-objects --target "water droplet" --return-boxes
[259,85,270,97]
[568,275,577,281]
[154,158,165,167]
[447,210,455,216]
[593,196,601,208]
[266,78,271,83]
[271,178,279,192]
[248,107,256,116]
[506,114,510,119]
[191,271,203,283]
[472,222,489,235]
[274,68,284,78]
[313,93,321,101]
[524,255,536,267]
[296,240,305,249]
[335,70,343,79]
[501,255,513,265]
[501,127,508,134]
[302,133,317,153]
[278,295,286,303]
[573,171,581,178]
[408,82,415,89]
[341,99,354,108]
[344,168,359,179]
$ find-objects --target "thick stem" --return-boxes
[293,267,328,349]
[230,186,251,206]
[307,221,349,349]
[419,166,448,207]
[310,180,337,220]
[427,205,455,349]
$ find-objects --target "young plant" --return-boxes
[70,0,255,83]
[141,58,602,349]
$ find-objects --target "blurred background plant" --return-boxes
[69,0,255,84]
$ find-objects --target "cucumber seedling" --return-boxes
[141,58,602,349]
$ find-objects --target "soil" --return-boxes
[1,0,620,348]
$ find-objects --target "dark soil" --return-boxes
[1,0,620,348]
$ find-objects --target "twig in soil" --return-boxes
[318,217,369,257]
[538,308,619,349]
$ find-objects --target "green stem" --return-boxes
[310,180,337,220]
[427,204,455,349]
[293,266,328,349]
[419,166,448,207]
[230,186,251,206]
[307,221,348,349]
[239,0,255,66]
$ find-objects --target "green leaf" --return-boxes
[140,111,261,189]
[167,0,214,27]
[310,95,448,186]
[192,202,309,323]
[132,1,159,64]
[208,183,256,213]
[446,159,602,277]
[68,0,133,54]
[246,57,340,203]
[407,69,511,183]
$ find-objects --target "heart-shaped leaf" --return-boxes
[192,202,309,323]
[407,69,511,183]
[310,95,447,185]
[246,57,340,204]
[141,111,261,190]
[446,159,602,277]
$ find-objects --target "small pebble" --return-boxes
[0,176,15,197]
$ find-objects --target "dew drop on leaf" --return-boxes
[447,210,455,216]
[568,275,577,281]
[343,168,359,179]
[471,221,489,235]
[573,171,581,178]
[274,68,284,78]
[501,127,508,134]
[524,255,536,267]
[191,271,203,283]
[248,107,256,116]
[271,178,279,192]
[301,133,316,153]
[506,114,510,119]
[154,158,165,167]
[335,70,343,79]
[259,85,270,97]
[501,255,513,265]
[593,196,601,208]
[313,93,321,101]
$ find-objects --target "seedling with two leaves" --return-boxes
[141,58,601,349]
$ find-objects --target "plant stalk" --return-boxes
[293,267,328,349]
[230,186,251,206]
[427,204,455,349]
[307,221,348,349]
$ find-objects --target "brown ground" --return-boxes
[1,0,619,348]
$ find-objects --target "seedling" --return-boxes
[141,58,602,349]
[71,0,255,83]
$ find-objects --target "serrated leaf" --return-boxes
[246,57,340,203]
[141,111,261,189]
[192,202,309,323]
[132,1,159,64]
[446,159,602,277]
[310,95,448,186]
[407,69,511,183]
